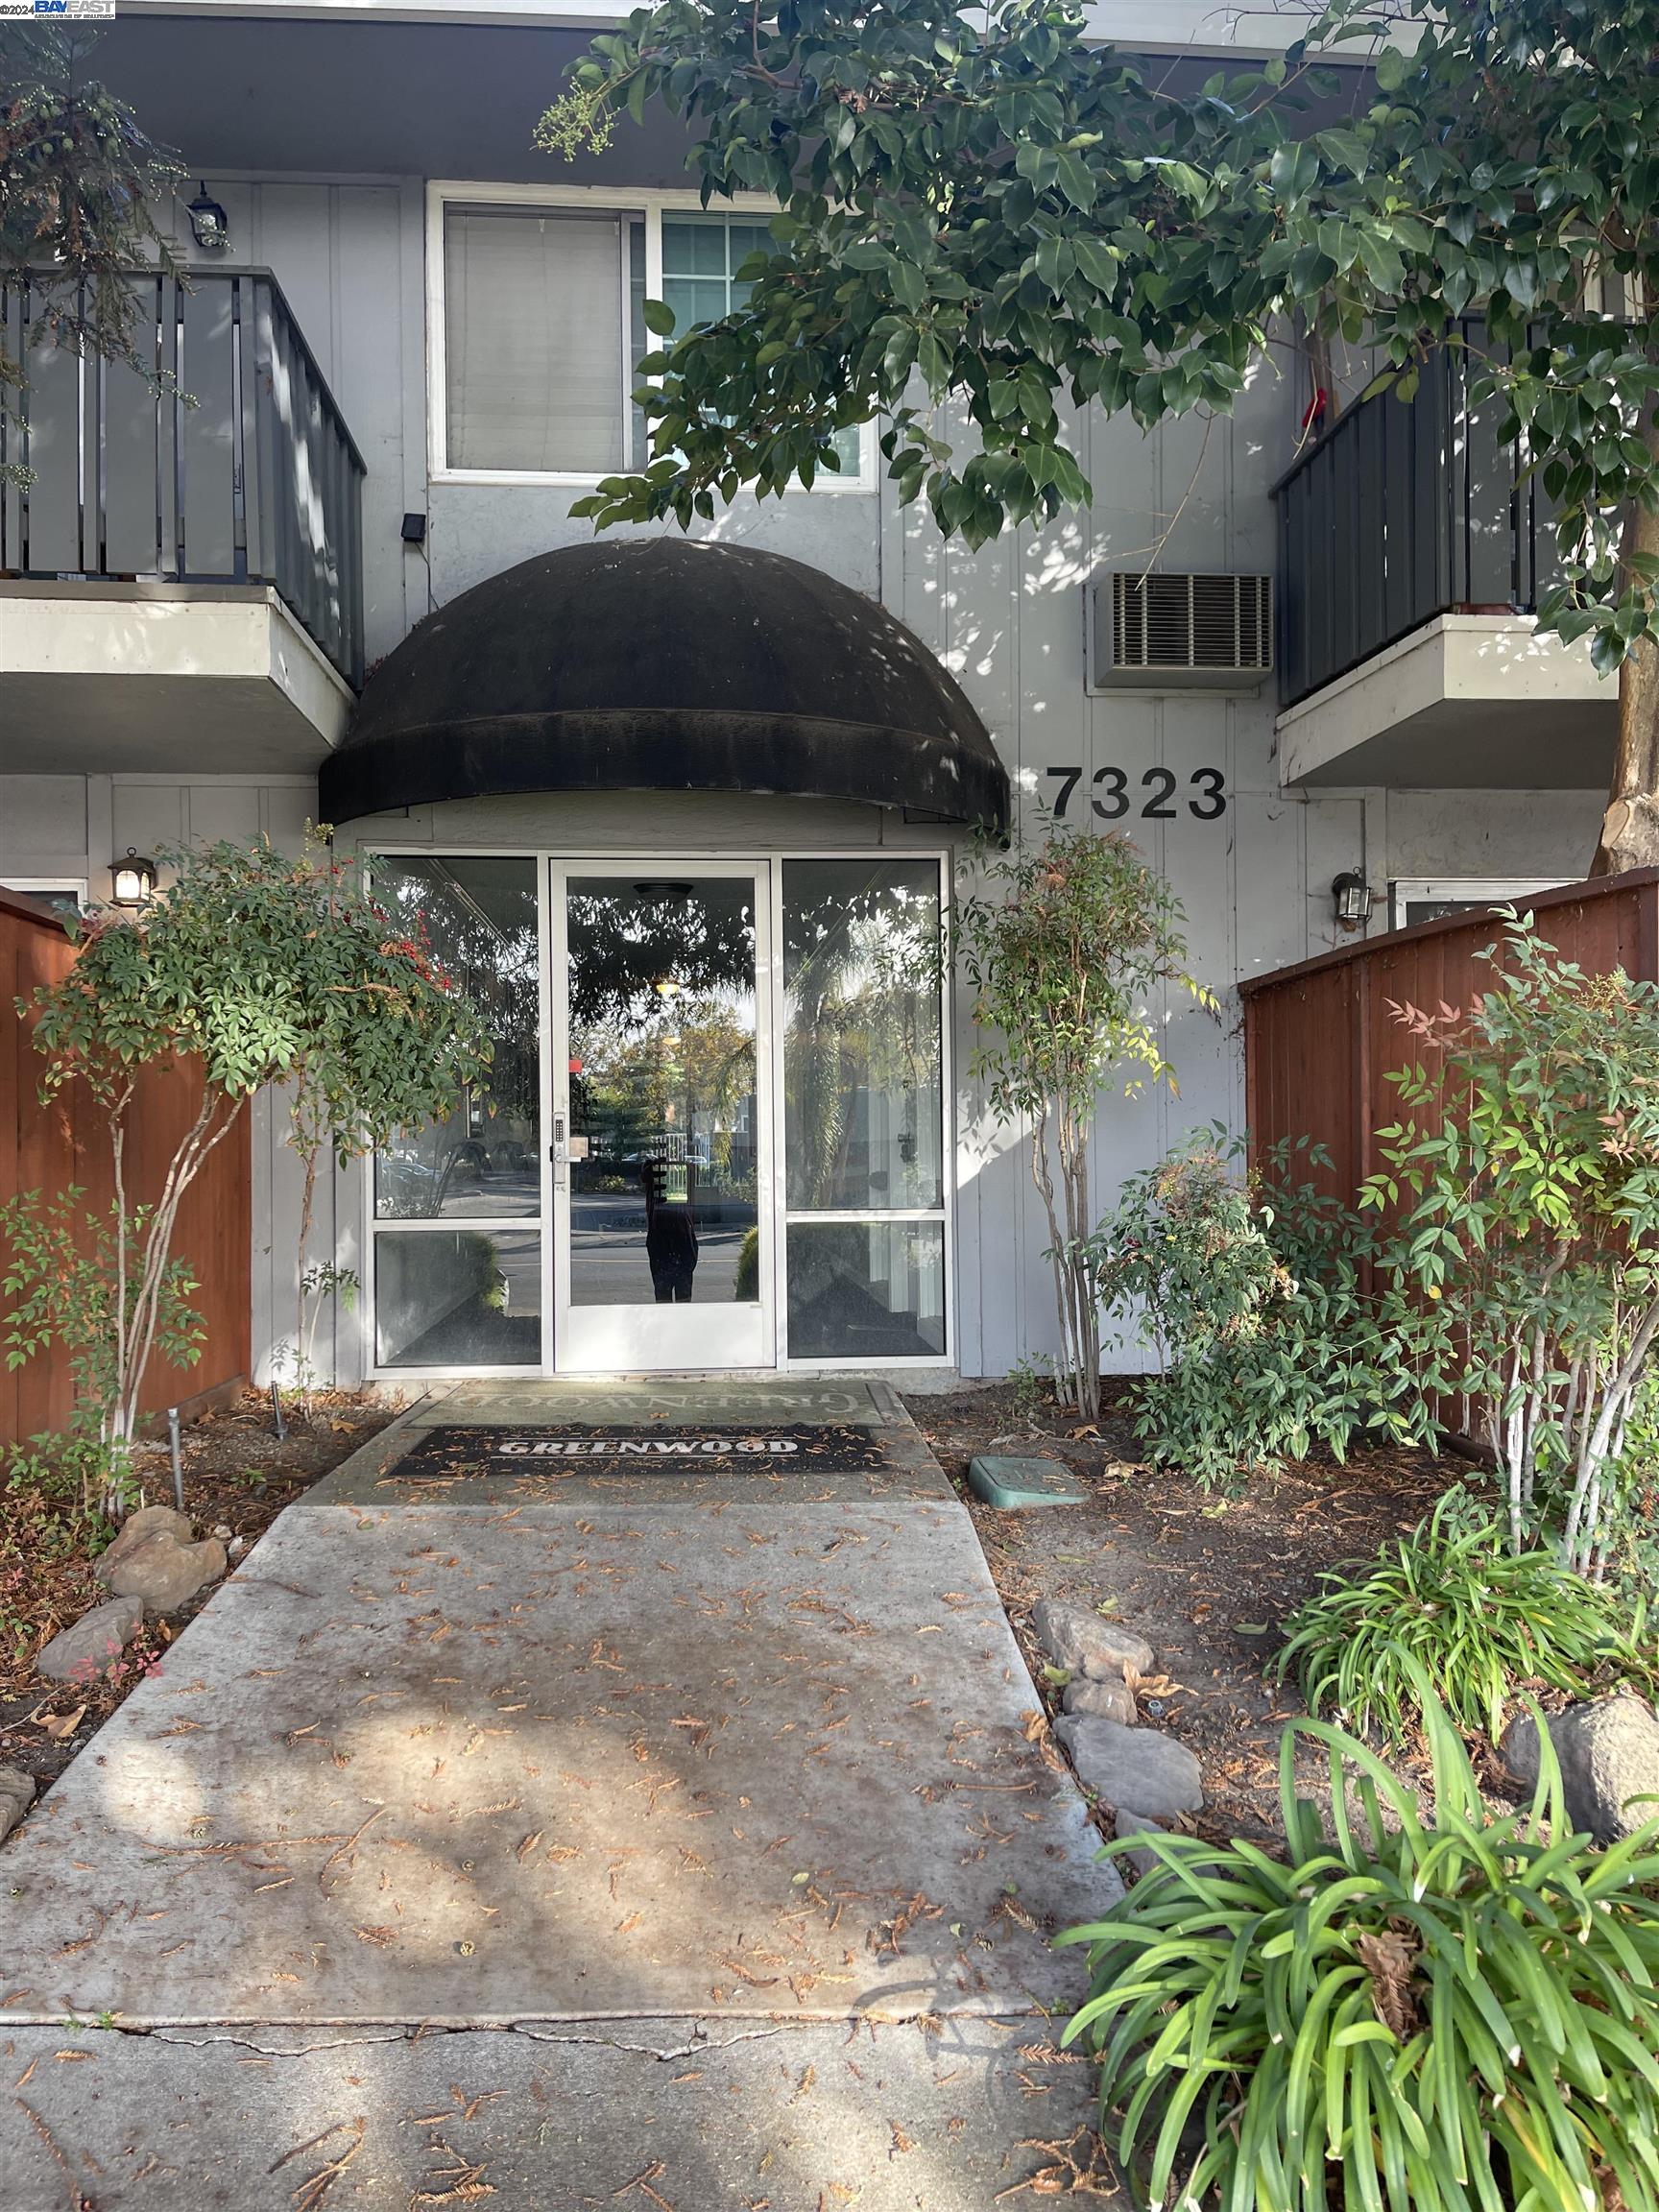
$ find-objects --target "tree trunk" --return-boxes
[1593,413,1659,874]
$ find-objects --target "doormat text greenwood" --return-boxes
[391,1425,894,1477]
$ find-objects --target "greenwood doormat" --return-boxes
[390,1425,894,1479]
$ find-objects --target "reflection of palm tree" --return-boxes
[576,996,756,1191]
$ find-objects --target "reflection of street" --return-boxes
[568,1192,752,1307]
[493,1230,542,1318]
[379,1158,541,1221]
[446,1170,541,1221]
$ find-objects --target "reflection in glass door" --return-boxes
[369,854,544,1369]
[552,865,771,1371]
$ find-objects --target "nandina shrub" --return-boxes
[1370,916,1659,1577]
[1093,1130,1437,1485]
[1061,1684,1659,2212]
[956,825,1204,1420]
[2,834,491,1466]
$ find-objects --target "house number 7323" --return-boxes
[1045,764,1228,821]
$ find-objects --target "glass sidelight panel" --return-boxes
[372,856,541,1222]
[782,860,944,1211]
[374,1230,541,1367]
[781,859,948,1362]
[566,877,758,1308]
[785,1221,945,1360]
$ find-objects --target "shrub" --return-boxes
[1093,1131,1436,1485]
[1370,915,1659,1575]
[957,825,1204,1419]
[1060,1685,1659,2212]
[4,834,491,1452]
[1273,1492,1653,1747]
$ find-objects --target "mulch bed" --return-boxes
[0,1388,399,1791]
[902,1379,1461,1841]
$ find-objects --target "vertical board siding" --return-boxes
[1240,872,1659,1203]
[0,892,251,1446]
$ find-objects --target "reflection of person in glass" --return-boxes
[641,1103,699,1303]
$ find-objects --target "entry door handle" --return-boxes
[551,1112,568,1190]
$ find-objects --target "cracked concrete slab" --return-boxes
[0,2014,1105,2211]
[0,1382,1118,2204]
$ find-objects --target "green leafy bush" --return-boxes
[1093,1131,1436,1486]
[1061,1686,1659,2212]
[1274,1493,1653,1747]
[957,825,1203,1419]
[733,1225,759,1301]
[1370,916,1659,1576]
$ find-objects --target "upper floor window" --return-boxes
[443,204,642,474]
[431,190,873,490]
[661,215,864,482]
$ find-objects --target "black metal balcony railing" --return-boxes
[0,269,366,687]
[1274,318,1562,709]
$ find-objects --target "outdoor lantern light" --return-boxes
[1331,871,1374,929]
[110,849,157,907]
[187,182,230,252]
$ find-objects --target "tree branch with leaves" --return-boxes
[541,0,1659,872]
[2,836,492,1482]
[1,27,183,486]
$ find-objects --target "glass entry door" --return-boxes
[551,863,773,1371]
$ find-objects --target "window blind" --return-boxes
[445,208,626,473]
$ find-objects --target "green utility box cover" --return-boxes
[967,1454,1088,1509]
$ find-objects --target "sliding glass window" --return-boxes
[370,855,542,1368]
[781,860,947,1360]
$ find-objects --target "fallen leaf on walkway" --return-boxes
[410,2135,496,2204]
[271,2116,365,2212]
[613,2160,675,2211]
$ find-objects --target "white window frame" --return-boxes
[1388,878,1565,930]
[1,878,88,910]
[427,180,879,493]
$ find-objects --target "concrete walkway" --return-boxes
[0,1382,1117,2209]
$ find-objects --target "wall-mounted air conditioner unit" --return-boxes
[1088,571,1273,690]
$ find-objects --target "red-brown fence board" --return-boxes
[1242,871,1659,1196]
[0,889,250,1446]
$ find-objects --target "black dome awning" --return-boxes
[319,539,1009,839]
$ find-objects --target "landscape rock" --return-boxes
[0,1766,35,1844]
[37,1596,144,1684]
[1502,1694,1659,1843]
[1054,1714,1203,1818]
[94,1505,194,1587]
[1112,1805,1167,1881]
[1030,1600,1155,1684]
[106,1534,227,1616]
[1063,1674,1137,1725]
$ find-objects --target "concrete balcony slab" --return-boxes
[1274,613,1617,790]
[0,581,352,775]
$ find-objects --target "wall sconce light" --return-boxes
[1332,872,1374,929]
[110,849,157,907]
[187,181,230,252]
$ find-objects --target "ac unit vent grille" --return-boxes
[1099,571,1274,685]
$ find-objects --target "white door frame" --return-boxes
[359,843,954,1382]
[548,855,777,1374]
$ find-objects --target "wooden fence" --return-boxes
[1239,870,1659,1201]
[0,888,250,1447]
